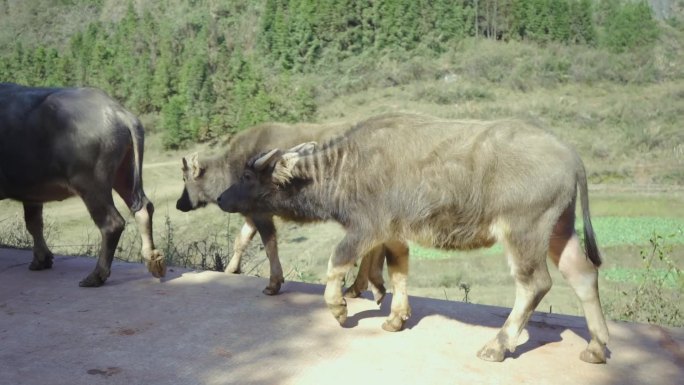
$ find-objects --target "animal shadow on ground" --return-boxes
[343,291,611,361]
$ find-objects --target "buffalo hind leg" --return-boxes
[113,167,165,278]
[253,217,284,295]
[478,234,552,362]
[77,191,125,287]
[133,197,165,278]
[549,227,608,363]
[343,246,375,299]
[382,240,411,332]
[344,245,387,304]
[367,247,387,304]
[23,203,54,270]
[225,218,257,274]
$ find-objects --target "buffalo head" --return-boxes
[217,142,315,214]
[176,153,210,212]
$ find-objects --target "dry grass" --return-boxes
[317,78,684,185]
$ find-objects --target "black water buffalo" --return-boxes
[176,122,385,300]
[218,113,609,363]
[0,83,165,286]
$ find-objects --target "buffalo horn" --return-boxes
[253,148,280,171]
[288,141,316,154]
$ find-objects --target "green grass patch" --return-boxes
[410,243,503,260]
[409,244,460,260]
[602,267,682,287]
[590,194,684,218]
[585,217,684,247]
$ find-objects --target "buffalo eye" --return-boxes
[241,172,253,182]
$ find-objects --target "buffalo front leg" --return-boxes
[133,197,166,278]
[23,203,54,271]
[325,233,371,325]
[225,218,257,274]
[254,217,284,295]
[382,240,411,332]
[77,191,125,287]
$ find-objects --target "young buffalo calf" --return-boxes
[177,122,385,299]
[218,113,609,363]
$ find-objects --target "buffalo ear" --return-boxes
[187,152,205,179]
[272,152,304,186]
[269,141,315,185]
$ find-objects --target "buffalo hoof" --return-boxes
[381,311,409,332]
[29,255,54,271]
[580,341,607,364]
[79,272,107,287]
[146,250,166,278]
[263,281,283,296]
[476,345,506,362]
[477,332,516,362]
[328,301,348,326]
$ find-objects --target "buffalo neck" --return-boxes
[276,143,359,226]
[203,153,235,203]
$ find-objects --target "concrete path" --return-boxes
[1,248,682,385]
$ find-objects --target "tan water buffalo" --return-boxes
[217,112,609,363]
[176,122,386,300]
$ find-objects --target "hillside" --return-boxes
[1,0,682,185]
[1,0,683,328]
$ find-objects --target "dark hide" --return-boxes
[0,83,165,286]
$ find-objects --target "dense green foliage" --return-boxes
[0,0,667,148]
[600,0,661,52]
[1,1,318,147]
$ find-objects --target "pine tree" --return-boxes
[161,94,190,149]
[260,0,279,56]
[290,0,320,71]
[601,0,659,52]
[10,43,29,85]
[43,47,64,86]
[569,0,596,45]
[510,0,530,39]
[549,0,571,43]
[150,40,175,110]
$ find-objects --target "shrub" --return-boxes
[605,230,684,326]
[600,0,660,53]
